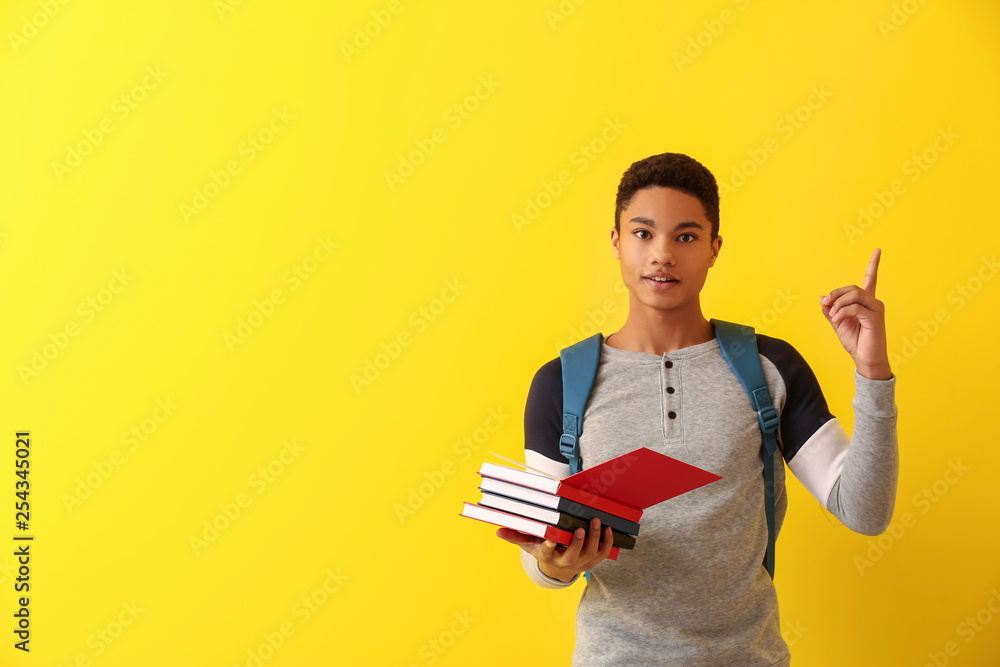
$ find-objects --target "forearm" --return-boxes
[826,371,899,535]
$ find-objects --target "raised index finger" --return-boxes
[863,248,881,296]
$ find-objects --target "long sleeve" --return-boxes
[824,372,899,535]
[760,335,900,537]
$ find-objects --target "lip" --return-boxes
[643,275,679,290]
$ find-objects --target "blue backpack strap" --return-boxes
[559,333,603,583]
[559,333,604,475]
[711,319,779,579]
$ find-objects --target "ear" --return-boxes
[611,227,621,259]
[708,235,722,267]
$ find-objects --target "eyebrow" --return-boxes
[628,217,705,232]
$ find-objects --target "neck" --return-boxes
[606,297,714,355]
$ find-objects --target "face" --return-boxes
[611,186,722,316]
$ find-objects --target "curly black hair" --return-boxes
[614,153,719,238]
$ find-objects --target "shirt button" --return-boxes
[664,360,673,368]
[666,386,675,394]
[668,411,677,419]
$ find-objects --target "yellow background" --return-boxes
[1,1,998,665]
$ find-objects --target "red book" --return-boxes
[460,502,620,560]
[478,447,721,523]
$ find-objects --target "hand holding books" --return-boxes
[460,447,723,580]
[496,518,615,583]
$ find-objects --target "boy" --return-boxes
[497,152,898,665]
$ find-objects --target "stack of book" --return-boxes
[461,447,721,559]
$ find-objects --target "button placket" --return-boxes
[662,356,680,438]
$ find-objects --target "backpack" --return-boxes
[558,318,779,579]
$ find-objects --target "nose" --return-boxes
[651,239,676,266]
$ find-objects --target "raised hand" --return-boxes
[819,248,892,380]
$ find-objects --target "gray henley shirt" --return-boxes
[519,334,898,666]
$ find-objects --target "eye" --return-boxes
[678,232,697,242]
[633,229,652,240]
